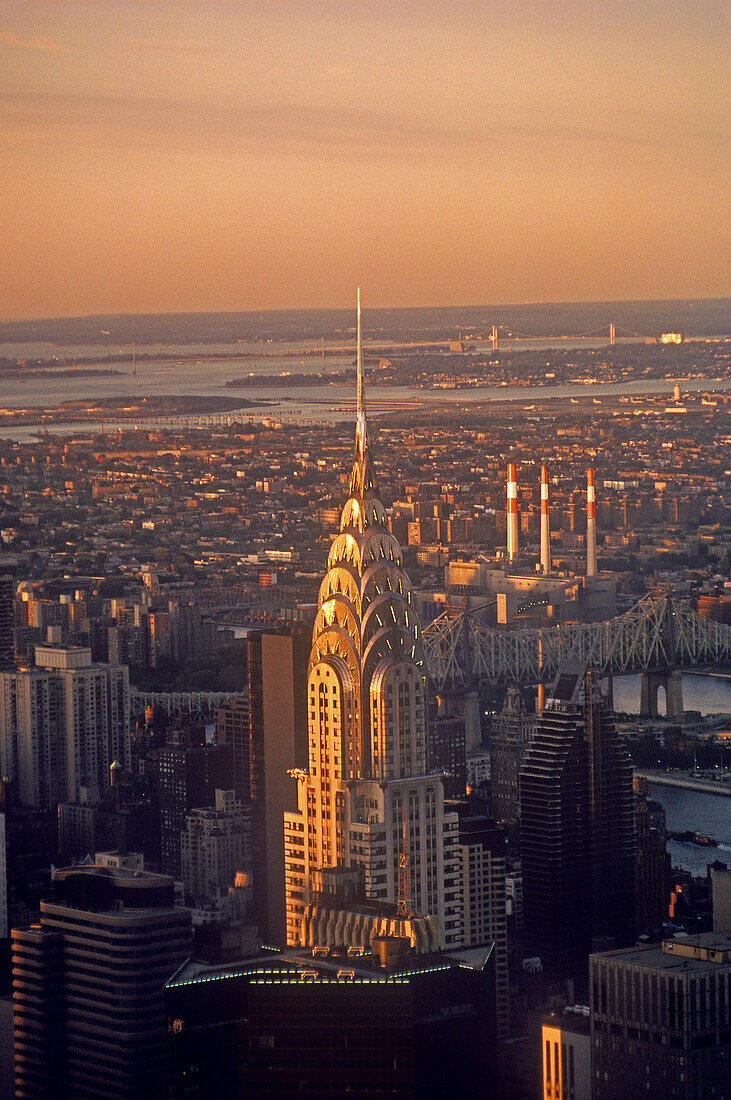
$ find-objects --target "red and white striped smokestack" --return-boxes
[540,464,550,574]
[506,462,519,564]
[586,467,597,578]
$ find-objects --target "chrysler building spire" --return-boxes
[349,288,377,498]
[283,293,462,953]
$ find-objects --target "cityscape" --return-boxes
[1,2,729,1099]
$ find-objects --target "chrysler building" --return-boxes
[284,293,461,949]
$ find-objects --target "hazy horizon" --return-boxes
[2,1,728,319]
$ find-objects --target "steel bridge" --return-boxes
[421,592,731,692]
[130,689,241,723]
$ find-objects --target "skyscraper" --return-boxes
[520,665,636,977]
[0,644,130,810]
[284,293,461,949]
[247,626,309,945]
[12,865,191,1099]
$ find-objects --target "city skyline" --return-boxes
[2,0,728,319]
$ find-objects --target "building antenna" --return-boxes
[355,287,367,460]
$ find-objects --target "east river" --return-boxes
[613,673,731,876]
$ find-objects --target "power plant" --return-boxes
[506,463,519,565]
[539,464,550,575]
[586,467,597,578]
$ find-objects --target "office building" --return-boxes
[490,685,535,825]
[166,938,498,1098]
[590,933,731,1100]
[456,808,509,1036]
[541,1006,591,1100]
[12,865,191,1099]
[214,694,250,805]
[634,775,670,935]
[0,645,130,810]
[520,665,636,976]
[247,626,309,944]
[284,296,461,951]
[713,867,731,935]
[429,693,467,799]
[158,728,232,879]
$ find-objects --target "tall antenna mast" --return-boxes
[355,287,367,460]
[132,341,136,377]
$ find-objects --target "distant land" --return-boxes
[1,298,728,347]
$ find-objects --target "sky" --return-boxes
[1,0,728,319]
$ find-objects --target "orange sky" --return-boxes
[1,1,728,319]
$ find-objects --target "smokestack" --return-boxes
[540,464,550,574]
[506,463,518,564]
[586,467,597,578]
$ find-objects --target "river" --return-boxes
[646,782,731,877]
[614,672,731,717]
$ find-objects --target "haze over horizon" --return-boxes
[1,0,728,320]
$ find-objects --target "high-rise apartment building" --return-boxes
[0,645,130,810]
[590,933,731,1100]
[284,295,462,950]
[520,665,636,976]
[0,576,14,670]
[180,788,251,905]
[12,865,191,1099]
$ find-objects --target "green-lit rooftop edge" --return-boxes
[166,943,494,989]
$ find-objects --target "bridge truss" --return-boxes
[421,593,731,691]
[130,689,241,723]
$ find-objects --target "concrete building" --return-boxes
[590,933,731,1100]
[180,789,251,906]
[0,645,130,810]
[284,299,462,952]
[12,865,191,1099]
[541,1006,591,1100]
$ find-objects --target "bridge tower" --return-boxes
[640,670,684,719]
[609,322,615,345]
[491,325,498,351]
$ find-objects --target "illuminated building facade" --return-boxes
[284,294,461,949]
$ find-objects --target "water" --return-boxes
[617,673,731,875]
[614,673,731,717]
[646,782,731,877]
[0,367,728,443]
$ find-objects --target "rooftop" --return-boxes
[593,932,731,970]
[167,942,493,989]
